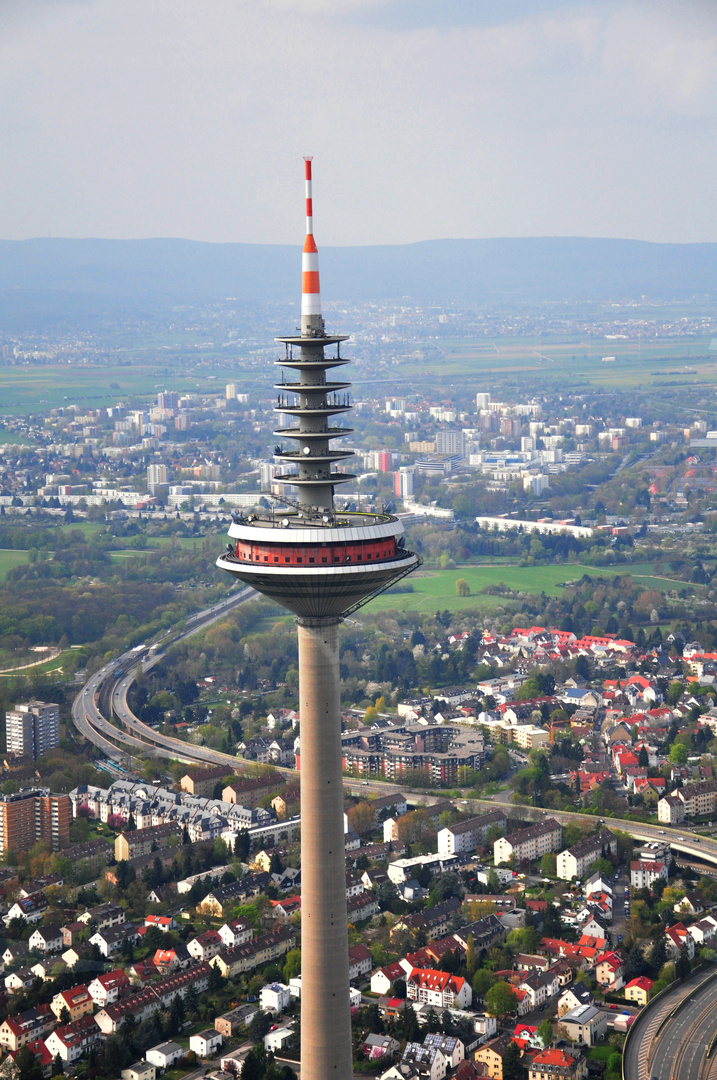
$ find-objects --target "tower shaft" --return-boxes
[297,618,353,1080]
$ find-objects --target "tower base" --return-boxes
[297,617,353,1080]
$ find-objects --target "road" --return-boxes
[343,778,717,870]
[72,586,264,770]
[623,968,717,1080]
[75,606,717,870]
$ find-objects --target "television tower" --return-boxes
[217,158,419,1080]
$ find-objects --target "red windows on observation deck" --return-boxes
[234,537,397,565]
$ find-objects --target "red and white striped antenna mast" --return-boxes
[301,156,323,336]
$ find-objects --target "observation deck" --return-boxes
[216,510,419,619]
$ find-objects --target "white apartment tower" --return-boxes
[394,467,415,500]
[147,464,168,492]
[6,701,60,760]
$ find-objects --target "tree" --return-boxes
[537,1018,554,1048]
[15,1046,43,1080]
[456,578,470,597]
[283,948,302,982]
[485,980,518,1019]
[473,968,496,998]
[540,853,557,878]
[669,742,688,766]
[676,947,691,980]
[502,1040,523,1080]
[465,934,476,980]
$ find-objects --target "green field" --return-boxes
[397,334,717,391]
[367,561,699,615]
[0,549,30,579]
[0,363,242,416]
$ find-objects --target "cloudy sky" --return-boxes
[0,0,715,245]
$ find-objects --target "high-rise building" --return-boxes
[226,383,237,400]
[475,393,491,410]
[216,159,419,1080]
[157,391,178,412]
[147,464,168,492]
[394,467,415,499]
[259,462,276,490]
[435,430,465,456]
[0,789,70,855]
[5,701,60,760]
[377,450,393,473]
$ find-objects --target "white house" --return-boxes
[145,1042,184,1069]
[28,926,63,954]
[260,982,291,1015]
[189,1030,222,1058]
[264,1025,295,1053]
[405,969,472,1009]
[630,860,668,890]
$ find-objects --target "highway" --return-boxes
[623,968,717,1080]
[343,777,717,870]
[72,586,264,771]
[75,602,717,870]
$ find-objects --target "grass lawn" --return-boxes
[367,560,702,615]
[586,1045,620,1062]
[0,549,29,578]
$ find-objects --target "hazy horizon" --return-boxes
[1,1,716,248]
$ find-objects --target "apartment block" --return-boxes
[0,789,70,856]
[494,819,563,866]
[5,700,60,760]
[557,831,616,881]
[437,811,507,855]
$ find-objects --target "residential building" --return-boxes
[50,985,93,1023]
[494,819,563,866]
[624,977,653,1005]
[88,969,131,1007]
[5,701,60,760]
[122,1065,156,1080]
[145,1042,184,1070]
[180,766,235,797]
[349,943,373,981]
[0,1007,54,1052]
[115,822,181,861]
[187,930,223,961]
[437,811,507,855]
[0,789,70,855]
[557,831,616,881]
[528,1049,587,1080]
[190,1029,222,1058]
[77,903,125,930]
[558,1004,607,1046]
[630,860,668,889]
[475,1034,513,1079]
[260,982,291,1014]
[406,969,472,1009]
[214,1005,258,1037]
[44,1016,101,1064]
[401,1041,448,1080]
[28,925,62,953]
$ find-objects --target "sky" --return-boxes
[0,0,716,246]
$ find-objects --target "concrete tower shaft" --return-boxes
[216,159,420,1080]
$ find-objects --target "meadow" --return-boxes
[367,560,700,615]
[397,334,717,392]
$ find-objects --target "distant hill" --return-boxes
[1,236,716,329]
